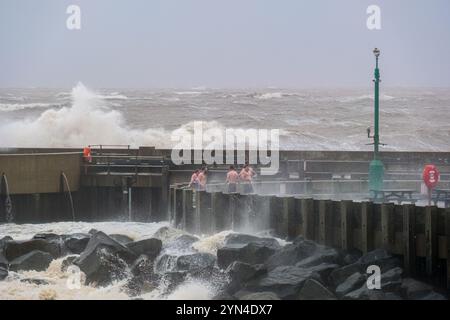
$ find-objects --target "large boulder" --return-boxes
[126,255,159,296]
[63,233,91,254]
[297,279,337,300]
[109,234,134,245]
[328,263,363,287]
[380,267,403,293]
[419,291,447,300]
[245,265,318,299]
[227,261,267,284]
[9,250,53,272]
[0,266,7,280]
[0,252,8,269]
[239,292,281,300]
[60,255,78,272]
[335,272,367,297]
[217,234,281,269]
[168,234,199,250]
[357,248,401,272]
[343,283,387,300]
[73,231,136,286]
[126,238,162,259]
[4,239,62,261]
[264,238,325,271]
[400,278,434,300]
[176,252,216,271]
[295,247,341,269]
[225,261,267,294]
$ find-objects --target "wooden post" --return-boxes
[229,193,237,231]
[340,200,353,250]
[445,207,450,289]
[280,197,294,239]
[381,203,395,250]
[171,187,177,224]
[301,198,314,240]
[318,200,332,246]
[402,204,416,276]
[425,206,437,277]
[168,187,173,222]
[175,188,183,228]
[287,197,301,240]
[360,202,373,254]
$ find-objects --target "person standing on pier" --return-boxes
[189,169,200,190]
[198,168,208,191]
[239,164,254,193]
[226,165,239,193]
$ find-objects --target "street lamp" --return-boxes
[368,48,384,192]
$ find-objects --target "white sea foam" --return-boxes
[0,102,60,112]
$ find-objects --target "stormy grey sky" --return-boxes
[0,0,449,88]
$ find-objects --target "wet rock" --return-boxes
[384,292,403,300]
[126,255,159,296]
[342,249,362,265]
[73,231,136,286]
[0,252,8,269]
[0,266,7,280]
[61,255,78,272]
[380,267,403,292]
[9,250,53,272]
[33,233,61,242]
[343,283,386,300]
[264,239,322,271]
[357,248,401,272]
[239,292,281,300]
[168,234,199,250]
[419,291,447,300]
[297,279,337,300]
[176,252,216,272]
[328,263,363,287]
[20,278,51,285]
[155,254,178,273]
[109,234,134,245]
[295,247,341,268]
[217,234,281,269]
[245,265,318,299]
[4,239,62,261]
[400,278,434,299]
[212,292,237,300]
[88,229,99,235]
[63,233,91,254]
[224,233,281,247]
[225,261,267,294]
[335,272,367,297]
[161,271,188,294]
[126,238,162,259]
[227,261,266,283]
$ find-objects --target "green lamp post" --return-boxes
[368,48,384,192]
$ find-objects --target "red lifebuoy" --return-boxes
[422,165,440,189]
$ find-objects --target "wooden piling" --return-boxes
[445,207,450,289]
[381,203,395,250]
[340,200,353,250]
[301,198,314,240]
[280,197,295,239]
[318,200,332,246]
[360,202,373,254]
[425,206,438,277]
[402,204,416,276]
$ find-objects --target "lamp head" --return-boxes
[373,48,380,58]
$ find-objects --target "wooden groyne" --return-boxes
[169,186,450,289]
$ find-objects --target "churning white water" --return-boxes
[0,221,268,300]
